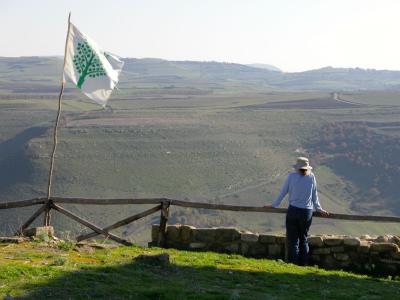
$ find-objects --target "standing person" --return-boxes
[264,157,329,265]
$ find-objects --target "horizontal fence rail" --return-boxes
[1,197,399,247]
[0,197,399,223]
[0,198,46,209]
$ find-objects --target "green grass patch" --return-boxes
[0,242,399,299]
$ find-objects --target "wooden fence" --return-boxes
[1,197,400,247]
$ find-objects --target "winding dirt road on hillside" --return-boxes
[332,92,365,106]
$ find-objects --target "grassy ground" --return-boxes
[0,241,399,299]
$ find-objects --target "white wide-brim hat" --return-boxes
[293,157,313,170]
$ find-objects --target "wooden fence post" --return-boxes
[157,201,170,247]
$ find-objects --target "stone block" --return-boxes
[360,234,377,241]
[339,261,351,268]
[248,243,267,258]
[377,259,398,274]
[375,235,393,243]
[360,234,371,240]
[370,243,399,253]
[240,242,250,256]
[225,243,240,253]
[275,235,286,244]
[358,241,371,253]
[330,246,345,253]
[151,224,160,242]
[391,236,400,246]
[391,251,400,260]
[312,248,331,255]
[358,246,370,254]
[189,242,207,250]
[259,234,276,244]
[322,255,337,269]
[23,226,54,238]
[165,240,187,250]
[192,228,216,243]
[334,253,349,261]
[324,237,343,246]
[343,237,361,247]
[241,233,259,242]
[310,255,321,262]
[348,251,358,260]
[166,225,181,241]
[240,241,262,256]
[214,227,240,242]
[308,236,324,247]
[379,258,400,265]
[268,244,283,257]
[180,225,195,242]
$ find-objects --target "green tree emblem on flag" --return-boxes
[73,41,107,88]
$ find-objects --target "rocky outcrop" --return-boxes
[150,224,400,276]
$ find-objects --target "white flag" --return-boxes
[64,23,124,106]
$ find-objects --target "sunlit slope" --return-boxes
[1,91,399,241]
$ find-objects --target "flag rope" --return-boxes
[44,12,72,226]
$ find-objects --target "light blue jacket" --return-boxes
[272,172,323,211]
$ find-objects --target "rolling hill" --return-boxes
[3,57,400,94]
[0,57,399,243]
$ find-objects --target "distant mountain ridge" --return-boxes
[246,63,282,72]
[2,56,400,91]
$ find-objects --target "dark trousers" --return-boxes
[286,205,313,266]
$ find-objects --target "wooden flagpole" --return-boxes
[44,12,72,226]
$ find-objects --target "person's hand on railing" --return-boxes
[316,209,329,217]
[263,205,274,209]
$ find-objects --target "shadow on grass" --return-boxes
[21,257,400,300]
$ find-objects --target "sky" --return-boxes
[1,0,400,72]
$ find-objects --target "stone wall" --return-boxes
[150,224,400,276]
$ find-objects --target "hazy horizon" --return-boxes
[2,0,400,72]
[3,55,400,73]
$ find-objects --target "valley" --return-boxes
[0,57,399,244]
